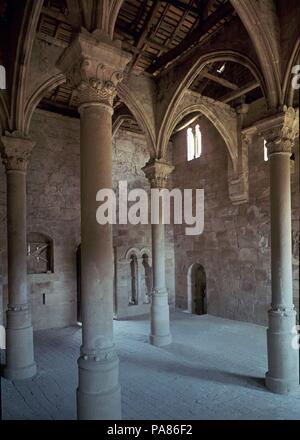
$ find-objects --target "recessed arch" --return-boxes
[165,102,238,173]
[158,50,266,159]
[187,263,207,315]
[124,247,140,261]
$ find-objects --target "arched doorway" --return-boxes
[76,244,81,323]
[142,253,152,304]
[129,253,138,305]
[187,264,207,315]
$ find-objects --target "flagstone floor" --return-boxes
[2,309,300,420]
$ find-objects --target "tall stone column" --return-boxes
[142,160,174,347]
[57,32,131,420]
[264,107,299,394]
[0,134,36,380]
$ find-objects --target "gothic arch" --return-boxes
[163,100,238,173]
[282,38,300,107]
[230,0,281,109]
[24,74,66,135]
[118,82,156,158]
[10,1,43,133]
[24,73,156,160]
[109,0,124,39]
[157,50,266,160]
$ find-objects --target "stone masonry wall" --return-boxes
[172,115,299,326]
[0,109,175,329]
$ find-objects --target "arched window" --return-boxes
[195,124,202,158]
[187,125,202,161]
[264,139,268,162]
[187,127,195,161]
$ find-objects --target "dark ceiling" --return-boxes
[35,0,263,134]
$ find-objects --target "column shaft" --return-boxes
[150,219,171,345]
[1,136,36,380]
[265,113,299,394]
[77,104,121,420]
[143,160,174,347]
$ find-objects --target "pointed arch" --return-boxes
[282,37,300,107]
[23,74,66,135]
[109,0,124,39]
[230,0,281,108]
[157,50,264,160]
[10,0,43,133]
[166,101,238,173]
[117,82,156,158]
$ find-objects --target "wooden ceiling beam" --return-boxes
[161,0,195,56]
[162,0,199,15]
[145,38,169,52]
[200,69,239,90]
[220,80,260,103]
[146,1,234,74]
[129,1,162,71]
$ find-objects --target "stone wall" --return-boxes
[0,109,175,329]
[172,115,299,326]
[112,129,175,319]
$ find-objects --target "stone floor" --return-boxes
[1,309,300,420]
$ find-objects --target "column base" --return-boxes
[266,308,299,395]
[3,362,37,381]
[3,308,36,380]
[265,372,300,395]
[77,348,121,420]
[149,333,172,347]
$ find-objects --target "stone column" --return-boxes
[264,107,299,394]
[57,32,131,420]
[142,160,174,347]
[0,134,36,380]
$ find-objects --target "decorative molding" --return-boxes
[257,107,298,155]
[56,30,131,108]
[142,159,174,189]
[0,132,35,172]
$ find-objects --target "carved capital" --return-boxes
[56,30,131,109]
[261,107,298,155]
[142,159,174,189]
[0,133,35,172]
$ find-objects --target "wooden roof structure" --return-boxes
[28,0,263,133]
